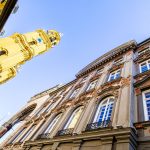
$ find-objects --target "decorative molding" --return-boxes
[97,85,120,100]
[134,50,150,63]
[120,77,131,88]
[110,63,124,72]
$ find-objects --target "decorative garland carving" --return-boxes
[109,63,124,72]
[90,74,101,81]
[97,85,120,101]
[120,77,131,88]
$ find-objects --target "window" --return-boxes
[44,102,55,113]
[96,68,103,74]
[140,60,150,73]
[9,128,26,144]
[0,50,6,56]
[35,106,46,116]
[81,76,88,83]
[108,70,121,82]
[44,113,62,134]
[0,122,22,143]
[114,58,123,64]
[138,48,150,56]
[93,97,114,123]
[69,88,80,99]
[142,90,150,121]
[64,106,83,129]
[86,80,98,91]
[19,125,36,142]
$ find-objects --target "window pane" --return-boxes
[44,114,61,133]
[19,125,35,142]
[64,107,83,129]
[95,98,114,123]
[141,64,148,73]
[145,92,150,99]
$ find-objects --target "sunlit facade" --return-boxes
[1,38,150,150]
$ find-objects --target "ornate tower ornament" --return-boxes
[0,29,61,84]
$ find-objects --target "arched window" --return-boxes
[0,122,22,144]
[44,113,62,134]
[93,97,114,123]
[64,106,83,129]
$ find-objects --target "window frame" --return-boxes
[64,106,84,129]
[44,113,62,134]
[69,88,80,99]
[108,69,121,82]
[142,89,150,121]
[139,59,150,73]
[138,47,150,56]
[93,96,114,123]
[19,125,36,143]
[86,79,98,91]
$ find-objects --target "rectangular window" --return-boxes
[140,60,150,73]
[114,58,123,65]
[69,88,80,99]
[96,68,103,74]
[86,80,98,91]
[138,48,150,56]
[108,70,121,82]
[143,90,150,121]
[81,76,88,83]
[19,125,36,142]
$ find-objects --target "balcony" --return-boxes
[56,128,74,136]
[36,133,51,139]
[85,120,112,131]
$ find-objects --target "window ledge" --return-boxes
[134,69,150,79]
[134,50,150,63]
[102,77,122,87]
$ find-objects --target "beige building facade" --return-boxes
[1,38,150,150]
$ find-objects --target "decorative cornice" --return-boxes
[76,41,136,78]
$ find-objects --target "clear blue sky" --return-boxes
[0,0,150,124]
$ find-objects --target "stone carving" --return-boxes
[120,77,131,88]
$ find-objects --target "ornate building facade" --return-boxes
[1,38,150,150]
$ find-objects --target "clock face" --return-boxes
[37,38,43,43]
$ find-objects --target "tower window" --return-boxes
[0,50,6,56]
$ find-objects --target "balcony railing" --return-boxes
[85,120,112,131]
[56,128,74,136]
[36,133,51,139]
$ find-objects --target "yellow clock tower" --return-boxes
[0,29,61,84]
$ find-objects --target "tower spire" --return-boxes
[0,29,61,84]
